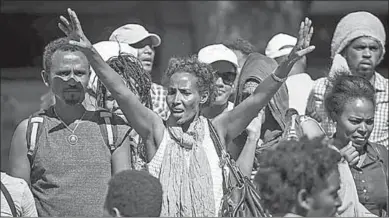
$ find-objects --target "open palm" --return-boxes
[288,17,315,63]
[58,8,92,49]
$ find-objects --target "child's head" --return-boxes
[104,170,163,217]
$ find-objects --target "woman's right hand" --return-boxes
[340,143,360,166]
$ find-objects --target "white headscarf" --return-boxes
[329,11,386,78]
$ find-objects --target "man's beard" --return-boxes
[63,92,84,105]
[64,99,82,105]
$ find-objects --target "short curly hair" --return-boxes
[104,170,163,217]
[324,73,376,121]
[162,55,216,107]
[222,38,257,55]
[254,137,341,215]
[42,37,89,73]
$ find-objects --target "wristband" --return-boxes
[271,73,287,83]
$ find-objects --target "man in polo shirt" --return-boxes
[108,24,170,120]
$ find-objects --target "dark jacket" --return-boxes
[350,141,388,216]
[233,53,289,148]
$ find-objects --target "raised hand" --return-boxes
[287,17,315,63]
[246,109,265,142]
[341,143,360,166]
[58,8,92,49]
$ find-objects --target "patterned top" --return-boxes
[148,117,225,216]
[150,83,170,120]
[1,172,37,217]
[306,72,389,148]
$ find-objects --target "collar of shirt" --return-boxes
[373,72,387,93]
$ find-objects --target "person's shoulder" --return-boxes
[369,141,388,159]
[312,76,329,86]
[374,72,388,92]
[1,172,28,188]
[151,82,165,90]
[311,76,330,94]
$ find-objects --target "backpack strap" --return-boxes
[26,114,44,166]
[1,181,17,217]
[99,111,118,153]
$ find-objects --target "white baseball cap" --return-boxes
[88,41,138,92]
[198,44,238,69]
[265,33,297,59]
[109,24,161,47]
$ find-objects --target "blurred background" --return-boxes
[1,0,388,171]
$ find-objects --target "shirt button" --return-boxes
[363,189,367,193]
[359,171,363,174]
[361,180,365,183]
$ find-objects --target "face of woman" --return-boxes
[103,77,141,123]
[343,36,382,82]
[335,97,375,149]
[166,72,205,125]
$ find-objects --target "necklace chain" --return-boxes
[53,107,87,134]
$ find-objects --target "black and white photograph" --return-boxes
[1,1,388,217]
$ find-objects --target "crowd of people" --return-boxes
[1,8,388,218]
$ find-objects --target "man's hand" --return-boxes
[58,8,92,50]
[340,143,360,166]
[287,17,315,64]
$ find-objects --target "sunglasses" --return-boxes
[130,37,154,49]
[214,71,236,86]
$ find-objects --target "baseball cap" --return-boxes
[88,41,138,92]
[109,24,161,47]
[198,44,239,70]
[265,33,297,59]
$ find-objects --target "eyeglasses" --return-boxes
[214,71,236,86]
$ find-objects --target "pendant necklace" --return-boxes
[53,107,87,145]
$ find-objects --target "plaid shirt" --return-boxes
[306,72,389,148]
[150,83,170,120]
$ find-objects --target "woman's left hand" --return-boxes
[58,8,93,50]
[287,17,315,64]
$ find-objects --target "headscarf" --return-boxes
[235,53,289,130]
[159,116,215,217]
[329,11,386,78]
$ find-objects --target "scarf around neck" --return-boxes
[159,116,215,217]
